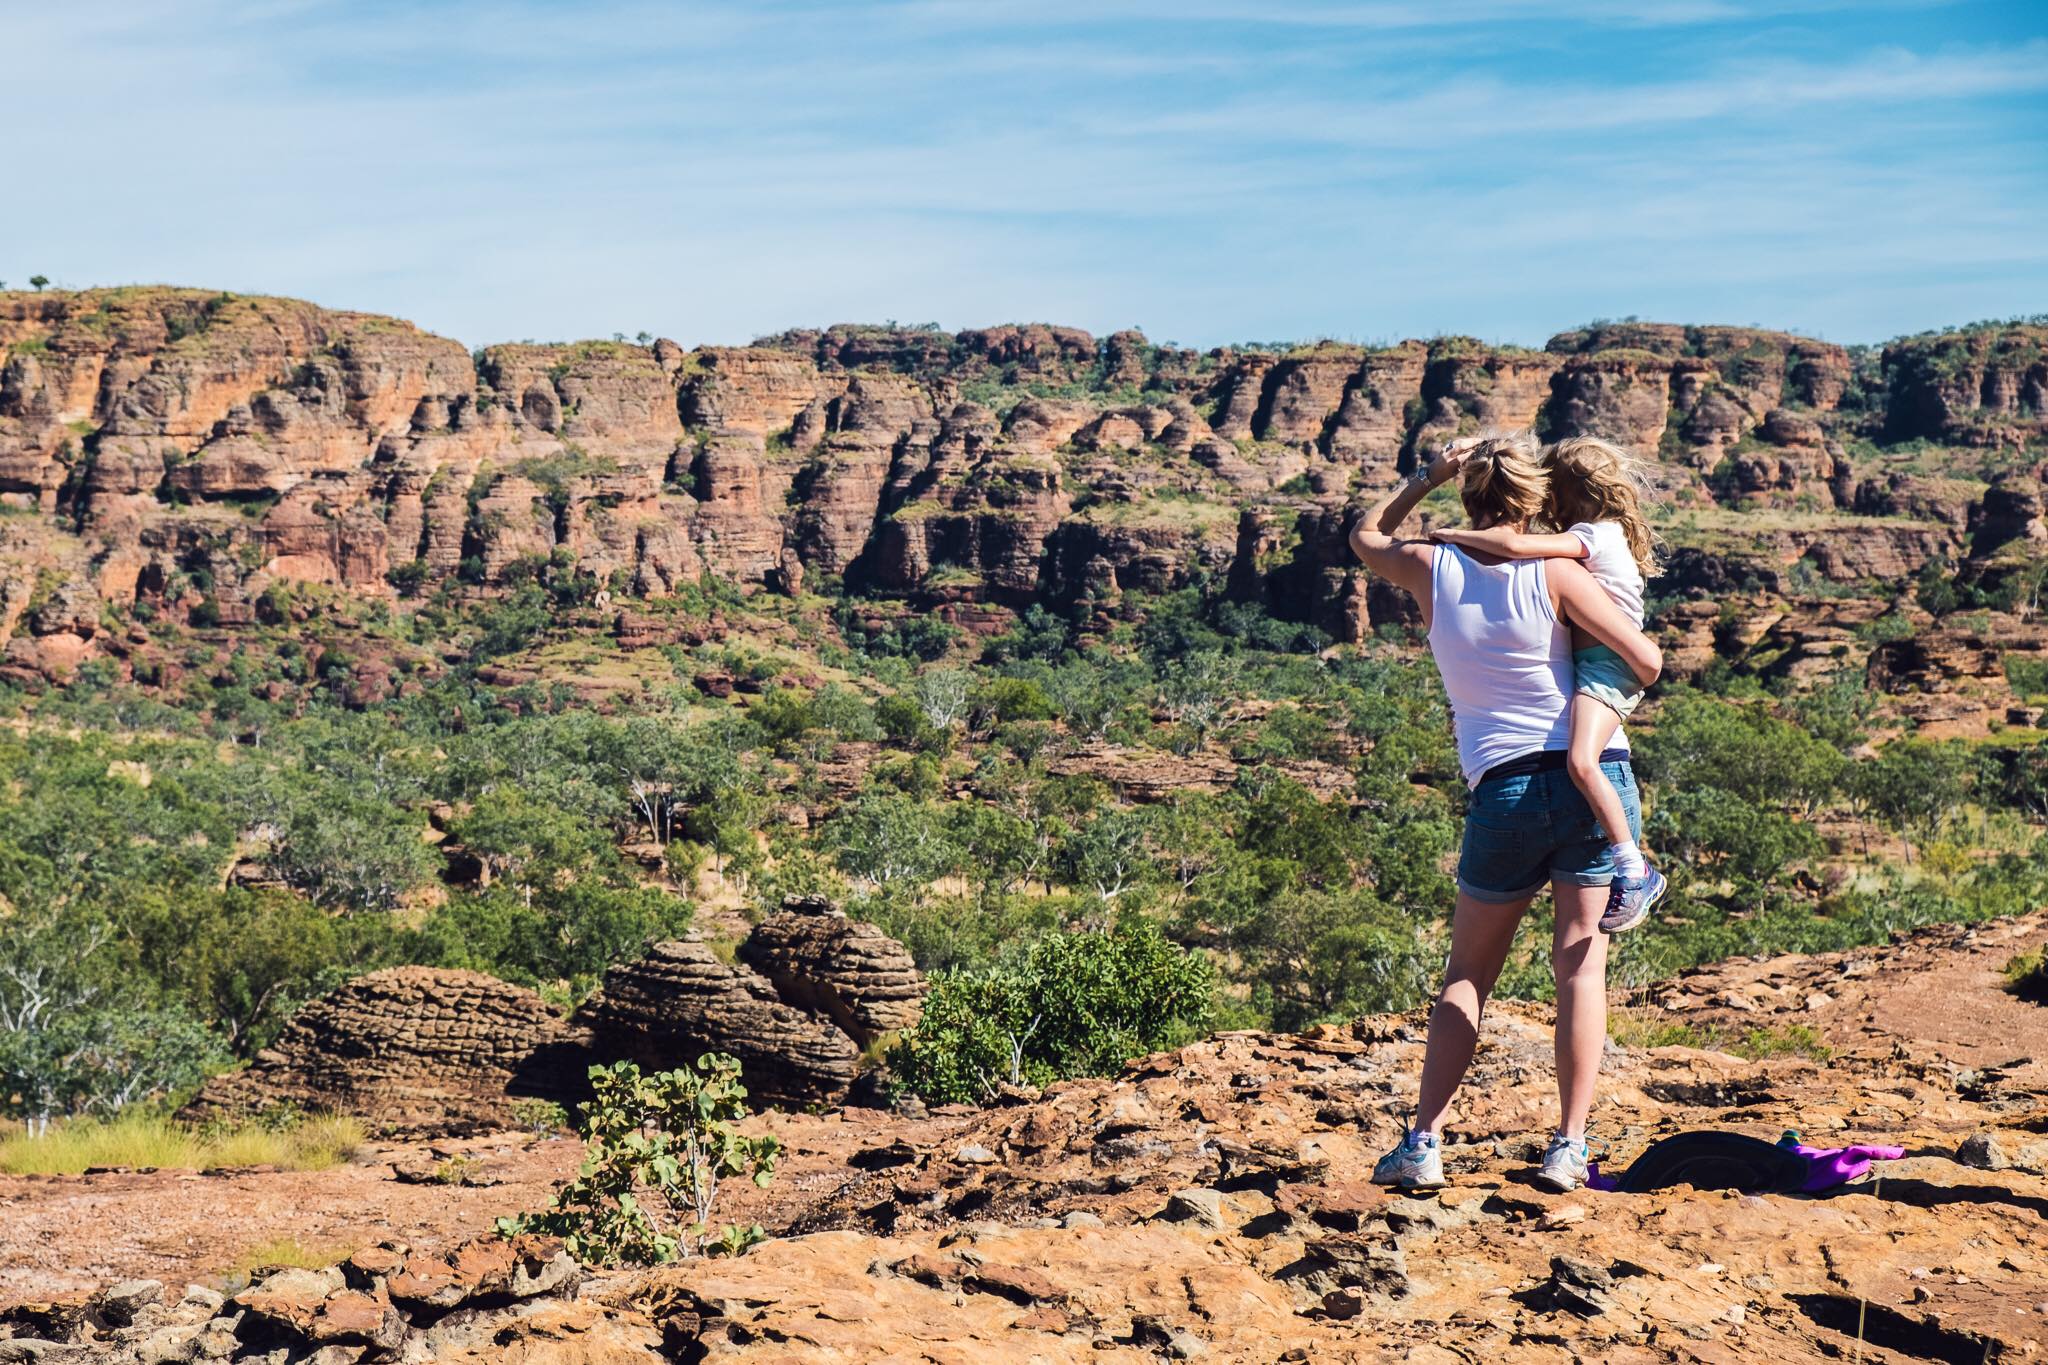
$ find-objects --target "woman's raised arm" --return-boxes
[1347,446,1467,600]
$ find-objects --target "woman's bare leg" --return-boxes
[1413,889,1534,1135]
[1563,696,1631,850]
[1551,880,1610,1138]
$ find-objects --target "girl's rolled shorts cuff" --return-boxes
[1573,644,1644,719]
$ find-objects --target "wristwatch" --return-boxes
[1408,464,1436,488]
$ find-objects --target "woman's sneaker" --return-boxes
[1600,864,1667,934]
[1536,1134,1589,1192]
[1371,1130,1444,1190]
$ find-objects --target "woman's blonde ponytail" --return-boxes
[1457,431,1548,530]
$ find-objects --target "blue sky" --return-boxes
[4,1,2045,349]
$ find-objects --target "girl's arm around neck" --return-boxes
[1429,527,1588,560]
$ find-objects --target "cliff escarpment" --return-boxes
[2,288,2043,680]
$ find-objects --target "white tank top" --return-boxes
[1427,545,1626,787]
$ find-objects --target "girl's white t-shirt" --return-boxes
[1569,521,1645,627]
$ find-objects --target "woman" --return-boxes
[1347,432,1662,1192]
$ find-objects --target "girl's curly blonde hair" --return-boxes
[1543,436,1660,577]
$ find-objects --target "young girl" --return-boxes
[1431,436,1664,933]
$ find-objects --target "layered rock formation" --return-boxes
[734,895,925,1048]
[3,287,2042,674]
[179,901,925,1131]
[180,968,590,1137]
[1883,322,2048,446]
[575,895,925,1106]
[575,938,864,1108]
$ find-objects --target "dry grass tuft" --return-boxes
[0,1111,363,1176]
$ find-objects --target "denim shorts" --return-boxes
[1574,644,1644,719]
[1458,758,1642,904]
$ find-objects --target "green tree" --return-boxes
[1238,776,1361,890]
[1854,738,1973,858]
[1239,888,1436,1030]
[827,793,961,890]
[1158,650,1238,749]
[967,676,1056,731]
[1635,694,1843,814]
[1057,807,1158,904]
[272,793,438,913]
[686,787,770,880]
[889,920,1214,1103]
[915,668,972,732]
[127,887,390,1054]
[0,897,229,1130]
[874,693,942,751]
[452,786,618,906]
[1647,786,1823,901]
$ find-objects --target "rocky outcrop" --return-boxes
[571,897,925,1108]
[1409,344,1557,458]
[180,968,589,1137]
[1547,348,1680,453]
[1545,324,1854,472]
[557,893,932,1108]
[177,902,927,1130]
[30,911,2048,1364]
[1884,323,2048,446]
[735,896,925,1048]
[12,1236,606,1363]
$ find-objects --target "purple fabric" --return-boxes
[1785,1140,1905,1193]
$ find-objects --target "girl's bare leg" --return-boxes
[1563,695,1632,853]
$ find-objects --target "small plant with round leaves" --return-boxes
[497,1055,779,1266]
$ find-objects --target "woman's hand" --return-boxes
[1425,437,1478,486]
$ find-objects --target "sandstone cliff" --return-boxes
[3,288,2042,676]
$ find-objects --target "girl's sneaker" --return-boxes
[1600,865,1667,934]
[1371,1130,1444,1189]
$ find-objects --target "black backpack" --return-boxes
[1608,1130,1810,1195]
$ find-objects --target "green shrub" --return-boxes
[2005,653,2048,699]
[509,1098,569,1137]
[499,1057,779,1266]
[2006,948,2048,1004]
[387,559,430,598]
[889,919,1214,1104]
[968,676,1056,729]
